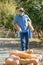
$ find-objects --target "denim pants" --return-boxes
[20,32,29,51]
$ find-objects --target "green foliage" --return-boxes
[0,0,17,30]
[0,0,43,32]
[5,15,14,30]
[16,0,43,32]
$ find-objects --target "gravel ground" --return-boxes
[0,38,43,65]
[0,44,43,65]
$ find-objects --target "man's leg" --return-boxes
[20,32,25,51]
[25,32,29,50]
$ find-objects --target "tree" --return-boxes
[0,0,43,33]
[0,0,17,30]
[15,0,43,32]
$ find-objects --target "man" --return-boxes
[13,8,34,51]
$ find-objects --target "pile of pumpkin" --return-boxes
[5,49,42,65]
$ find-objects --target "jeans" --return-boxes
[20,32,29,51]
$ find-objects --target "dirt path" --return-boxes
[0,46,43,65]
[0,38,43,65]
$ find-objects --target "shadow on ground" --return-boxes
[0,41,43,49]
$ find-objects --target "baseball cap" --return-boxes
[19,8,24,12]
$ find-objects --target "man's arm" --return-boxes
[28,20,34,32]
[13,23,22,32]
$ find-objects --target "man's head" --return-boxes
[19,8,24,16]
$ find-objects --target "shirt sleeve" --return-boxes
[13,16,18,24]
[26,15,31,21]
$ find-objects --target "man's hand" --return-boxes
[32,29,35,33]
[19,28,22,32]
[13,23,22,32]
[32,30,37,37]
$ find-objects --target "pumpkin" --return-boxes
[10,51,37,59]
[35,54,42,61]
[26,49,33,54]
[5,57,15,65]
[17,49,33,54]
[10,55,20,60]
[19,58,39,65]
[5,57,20,65]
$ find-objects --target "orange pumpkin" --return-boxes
[5,57,20,65]
[10,55,20,60]
[5,57,14,65]
[10,51,37,59]
[26,49,33,54]
[18,49,33,54]
[19,59,39,65]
